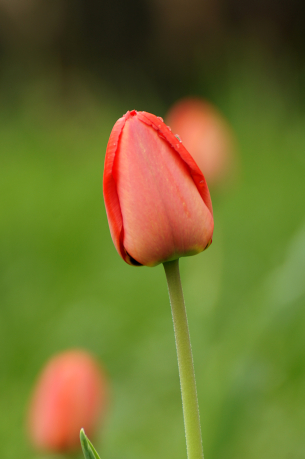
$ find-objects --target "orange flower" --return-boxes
[103,110,214,267]
[166,98,235,187]
[27,350,108,453]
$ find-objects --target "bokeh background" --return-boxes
[1,0,305,458]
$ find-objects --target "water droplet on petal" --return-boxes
[176,144,180,149]
[175,134,182,142]
[157,116,164,122]
[167,125,172,131]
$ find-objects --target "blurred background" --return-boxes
[1,0,305,458]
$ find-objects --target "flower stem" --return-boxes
[163,259,204,459]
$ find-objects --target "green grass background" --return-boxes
[1,56,305,459]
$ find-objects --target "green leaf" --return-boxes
[80,428,101,459]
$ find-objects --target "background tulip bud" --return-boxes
[103,110,214,267]
[27,349,108,453]
[165,98,236,187]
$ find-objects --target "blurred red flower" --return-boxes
[27,349,108,453]
[166,98,236,187]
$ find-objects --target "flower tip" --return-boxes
[123,109,138,121]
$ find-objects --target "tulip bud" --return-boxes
[103,110,214,267]
[165,98,236,187]
[27,350,108,453]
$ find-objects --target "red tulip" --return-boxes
[27,350,108,453]
[103,110,214,267]
[165,98,236,187]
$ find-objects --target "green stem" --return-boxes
[163,259,204,459]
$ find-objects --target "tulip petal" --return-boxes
[138,111,213,217]
[112,112,213,266]
[103,113,131,264]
